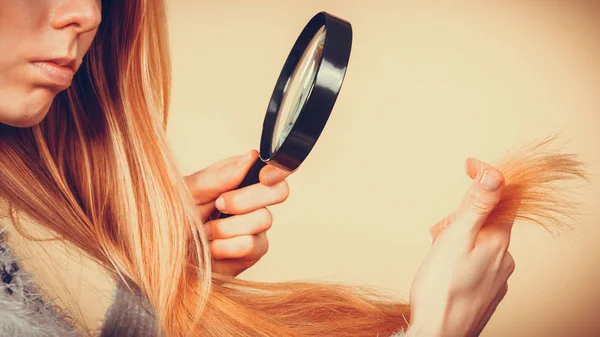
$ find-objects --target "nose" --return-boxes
[50,0,102,34]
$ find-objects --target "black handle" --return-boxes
[217,158,267,219]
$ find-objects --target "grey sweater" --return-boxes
[0,229,407,337]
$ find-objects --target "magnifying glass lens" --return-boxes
[272,26,327,153]
[218,12,351,219]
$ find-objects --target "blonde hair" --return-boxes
[0,1,588,336]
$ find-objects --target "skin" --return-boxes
[0,0,290,278]
[407,158,516,337]
[0,0,101,127]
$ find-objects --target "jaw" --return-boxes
[0,86,58,128]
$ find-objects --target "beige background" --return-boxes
[165,1,600,337]
[7,1,599,337]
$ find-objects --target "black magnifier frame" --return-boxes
[219,12,352,219]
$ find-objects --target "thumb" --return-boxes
[429,210,456,244]
[185,150,258,204]
[450,158,505,245]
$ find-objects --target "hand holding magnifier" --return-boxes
[219,12,352,219]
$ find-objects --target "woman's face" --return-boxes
[0,0,102,128]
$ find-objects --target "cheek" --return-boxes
[0,1,60,127]
[79,29,100,60]
[0,1,46,55]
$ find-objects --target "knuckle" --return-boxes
[209,221,222,238]
[185,173,204,194]
[257,233,269,257]
[488,234,508,252]
[212,241,229,258]
[277,181,290,201]
[183,174,195,188]
[498,284,509,301]
[259,208,273,230]
[209,241,220,257]
[225,194,240,213]
[202,222,214,240]
[505,253,516,274]
[240,236,256,256]
[468,192,495,215]
[260,242,269,257]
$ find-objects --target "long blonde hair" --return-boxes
[0,1,587,336]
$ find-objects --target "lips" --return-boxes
[31,60,76,89]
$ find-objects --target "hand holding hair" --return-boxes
[403,137,587,337]
[406,159,513,337]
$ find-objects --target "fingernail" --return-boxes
[266,170,278,184]
[215,197,225,210]
[236,151,252,166]
[480,170,502,192]
[428,235,433,244]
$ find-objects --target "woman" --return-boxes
[0,1,516,336]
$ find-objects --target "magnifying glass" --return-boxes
[219,11,352,219]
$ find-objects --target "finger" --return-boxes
[473,207,519,256]
[472,282,509,336]
[210,232,269,260]
[465,157,493,180]
[216,180,289,215]
[474,229,511,265]
[450,161,506,245]
[465,157,516,238]
[185,150,259,204]
[197,203,217,222]
[429,210,457,244]
[259,165,291,186]
[204,208,272,240]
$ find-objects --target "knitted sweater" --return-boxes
[0,229,407,337]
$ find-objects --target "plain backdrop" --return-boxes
[7,1,599,337]
[165,1,600,336]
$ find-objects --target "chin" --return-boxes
[2,113,49,128]
[1,91,56,128]
[11,111,50,128]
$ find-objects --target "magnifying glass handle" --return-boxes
[217,158,267,219]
